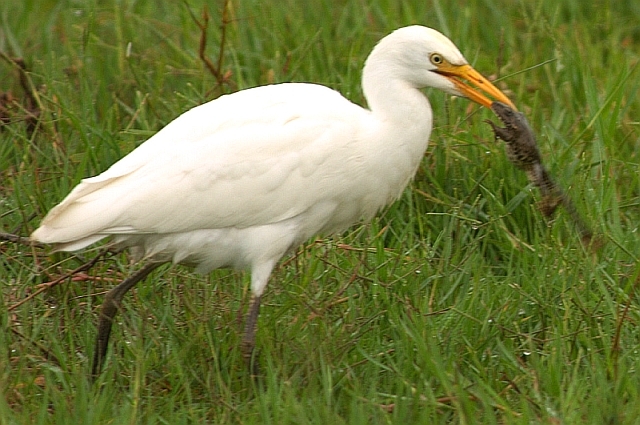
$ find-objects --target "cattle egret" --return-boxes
[31,26,515,378]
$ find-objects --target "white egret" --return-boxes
[31,26,515,378]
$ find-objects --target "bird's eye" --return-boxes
[430,53,444,65]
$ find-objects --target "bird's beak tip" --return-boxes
[441,64,517,112]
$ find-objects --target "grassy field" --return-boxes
[1,0,639,423]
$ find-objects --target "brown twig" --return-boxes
[8,251,108,312]
[195,6,223,82]
[216,0,231,81]
[610,271,640,380]
[187,0,235,94]
[0,52,42,134]
[0,232,42,248]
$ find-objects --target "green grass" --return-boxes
[1,0,639,423]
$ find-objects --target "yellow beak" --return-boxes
[435,63,517,110]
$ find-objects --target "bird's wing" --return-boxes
[33,83,374,245]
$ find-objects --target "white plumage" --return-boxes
[31,26,515,376]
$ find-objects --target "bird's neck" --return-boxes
[355,54,434,210]
[362,50,433,137]
[361,54,433,153]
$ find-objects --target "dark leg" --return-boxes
[240,294,261,377]
[91,262,163,380]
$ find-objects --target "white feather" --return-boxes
[31,26,480,296]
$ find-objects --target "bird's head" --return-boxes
[371,26,516,110]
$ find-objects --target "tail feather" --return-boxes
[30,175,133,250]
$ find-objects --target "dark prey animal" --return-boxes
[485,102,594,245]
